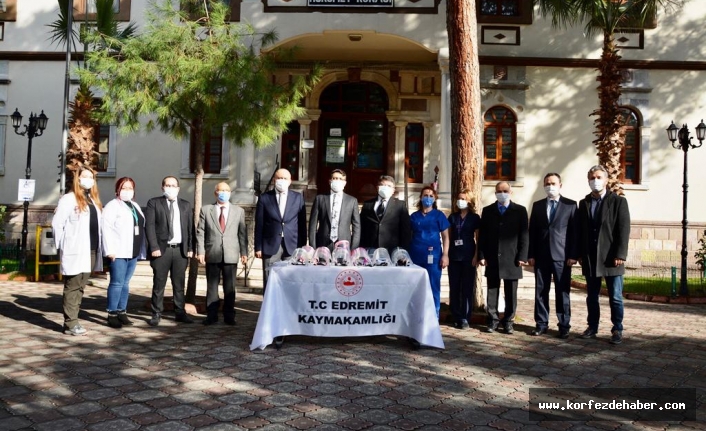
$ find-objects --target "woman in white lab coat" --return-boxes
[52,167,103,336]
[102,177,146,328]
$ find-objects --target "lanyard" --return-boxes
[127,202,138,225]
[456,214,466,233]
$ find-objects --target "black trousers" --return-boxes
[534,259,572,330]
[486,277,518,327]
[448,260,476,323]
[150,246,188,315]
[206,262,237,321]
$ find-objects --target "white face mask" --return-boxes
[79,177,94,190]
[544,185,560,198]
[495,192,510,205]
[589,178,605,193]
[456,199,468,210]
[330,180,345,193]
[119,190,134,201]
[163,187,179,200]
[378,185,394,200]
[275,179,289,193]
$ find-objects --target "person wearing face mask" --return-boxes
[308,169,360,250]
[528,173,579,339]
[101,177,147,329]
[478,181,529,334]
[409,186,450,318]
[52,167,103,336]
[254,168,307,294]
[577,165,630,345]
[359,175,411,255]
[197,182,248,326]
[145,176,194,327]
[447,189,481,330]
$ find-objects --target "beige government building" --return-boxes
[0,0,705,267]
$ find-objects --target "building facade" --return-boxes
[1,0,705,266]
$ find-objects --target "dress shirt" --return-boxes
[590,190,606,218]
[167,197,182,245]
[546,197,560,222]
[277,192,287,218]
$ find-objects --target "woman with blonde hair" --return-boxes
[52,167,103,336]
[447,189,480,329]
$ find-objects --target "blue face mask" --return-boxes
[421,196,435,208]
[217,191,231,202]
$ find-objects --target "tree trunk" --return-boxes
[592,31,625,195]
[185,120,205,303]
[446,0,485,310]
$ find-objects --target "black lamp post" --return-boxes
[11,108,49,273]
[666,119,706,296]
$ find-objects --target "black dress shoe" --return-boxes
[148,314,161,327]
[224,318,236,326]
[580,327,597,339]
[504,323,514,334]
[274,336,284,350]
[202,318,218,326]
[610,330,622,345]
[175,314,194,324]
[530,327,547,336]
[485,325,497,333]
[558,329,570,339]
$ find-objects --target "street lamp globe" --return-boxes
[11,108,22,130]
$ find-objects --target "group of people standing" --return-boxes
[52,163,629,346]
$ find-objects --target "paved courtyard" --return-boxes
[0,265,704,430]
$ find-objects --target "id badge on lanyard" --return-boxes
[427,247,434,264]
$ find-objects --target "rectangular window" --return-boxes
[0,0,16,21]
[280,121,300,181]
[74,0,131,21]
[405,123,424,184]
[477,0,532,25]
[190,126,223,174]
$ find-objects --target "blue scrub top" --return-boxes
[409,209,450,262]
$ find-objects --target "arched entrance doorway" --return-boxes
[317,81,389,202]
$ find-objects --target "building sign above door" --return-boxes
[308,0,393,6]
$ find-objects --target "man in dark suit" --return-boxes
[528,173,578,338]
[309,169,360,250]
[359,175,411,254]
[255,168,307,291]
[478,181,529,334]
[196,182,248,326]
[145,176,194,327]
[578,165,630,345]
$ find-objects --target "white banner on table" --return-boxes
[250,265,444,350]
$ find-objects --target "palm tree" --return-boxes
[535,0,681,193]
[47,0,136,182]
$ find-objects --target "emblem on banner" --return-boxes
[335,270,364,296]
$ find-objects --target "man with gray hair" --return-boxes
[577,165,630,344]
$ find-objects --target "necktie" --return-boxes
[549,200,557,223]
[376,199,386,219]
[167,200,174,241]
[498,205,506,215]
[278,193,285,218]
[330,194,339,242]
[592,198,601,219]
[219,206,226,232]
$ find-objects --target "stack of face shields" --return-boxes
[372,248,392,266]
[314,247,332,266]
[290,245,315,265]
[332,247,351,266]
[391,248,412,267]
[351,247,372,267]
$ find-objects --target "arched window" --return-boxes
[483,106,516,180]
[618,107,641,184]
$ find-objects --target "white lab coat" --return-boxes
[52,192,103,276]
[101,198,147,259]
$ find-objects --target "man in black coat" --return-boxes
[478,181,529,334]
[145,176,194,326]
[528,173,578,338]
[359,175,411,255]
[309,169,360,250]
[578,165,630,345]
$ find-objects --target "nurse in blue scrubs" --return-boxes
[409,186,450,317]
